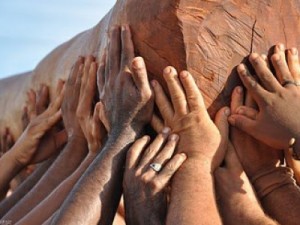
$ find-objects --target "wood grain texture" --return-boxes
[1,0,300,138]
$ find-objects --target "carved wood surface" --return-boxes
[1,0,300,138]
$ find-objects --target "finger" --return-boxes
[237,64,270,105]
[272,44,295,86]
[163,66,188,115]
[91,102,103,150]
[287,48,300,84]
[36,84,49,115]
[214,107,231,150]
[126,136,151,170]
[39,110,63,134]
[27,89,37,119]
[83,55,95,84]
[261,54,270,68]
[228,114,257,136]
[155,153,187,187]
[151,80,174,121]
[54,129,67,149]
[138,127,171,169]
[67,57,84,85]
[22,106,30,130]
[235,106,258,120]
[107,26,121,80]
[249,53,282,92]
[150,113,164,133]
[245,92,258,109]
[179,71,205,111]
[121,25,135,70]
[230,86,244,113]
[47,81,65,114]
[79,62,98,117]
[146,134,179,177]
[224,144,243,171]
[97,52,106,96]
[131,57,151,95]
[98,101,110,132]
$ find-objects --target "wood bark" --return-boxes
[1,0,300,138]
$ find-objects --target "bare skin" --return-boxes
[0,128,14,199]
[0,80,64,197]
[2,58,88,223]
[50,25,153,225]
[214,110,277,225]
[229,44,300,151]
[229,80,300,225]
[16,56,107,225]
[123,131,186,225]
[151,68,226,225]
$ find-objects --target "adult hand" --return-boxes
[76,55,107,153]
[151,68,224,170]
[0,128,14,158]
[12,80,65,165]
[123,130,186,225]
[98,25,153,135]
[229,44,300,149]
[62,57,85,140]
[229,86,282,178]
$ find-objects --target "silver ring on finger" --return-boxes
[282,80,296,87]
[150,163,162,172]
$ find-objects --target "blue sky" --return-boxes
[0,0,115,79]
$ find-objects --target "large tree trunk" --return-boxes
[1,0,300,138]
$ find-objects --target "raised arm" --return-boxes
[151,67,226,224]
[2,58,88,223]
[50,25,154,225]
[229,47,300,225]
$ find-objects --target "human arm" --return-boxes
[123,131,186,225]
[0,81,64,196]
[2,58,88,223]
[50,25,154,225]
[214,106,277,225]
[151,68,225,224]
[16,55,107,225]
[229,81,300,225]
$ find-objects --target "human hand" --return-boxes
[123,130,186,225]
[17,85,67,171]
[229,86,282,178]
[76,55,107,153]
[98,25,153,135]
[62,57,85,139]
[0,128,14,158]
[12,80,65,165]
[229,44,300,149]
[151,68,225,170]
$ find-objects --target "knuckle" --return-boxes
[148,179,162,191]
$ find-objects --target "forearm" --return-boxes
[0,156,56,217]
[167,158,221,225]
[252,166,300,225]
[51,129,138,225]
[0,150,23,194]
[2,138,88,223]
[16,153,96,225]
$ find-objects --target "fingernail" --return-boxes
[162,127,171,135]
[237,108,243,114]
[180,153,187,160]
[132,57,144,68]
[279,44,285,51]
[292,48,298,55]
[224,108,231,116]
[170,134,179,141]
[121,25,126,31]
[180,71,189,79]
[250,52,259,60]
[164,67,172,75]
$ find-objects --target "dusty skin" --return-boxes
[2,0,300,139]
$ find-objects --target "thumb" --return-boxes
[214,107,230,147]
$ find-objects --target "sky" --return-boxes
[0,0,115,79]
